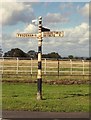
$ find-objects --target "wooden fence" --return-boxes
[0,57,89,76]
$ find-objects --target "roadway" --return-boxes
[2,110,90,120]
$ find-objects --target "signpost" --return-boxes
[16,16,64,100]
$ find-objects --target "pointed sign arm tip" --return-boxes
[42,27,50,32]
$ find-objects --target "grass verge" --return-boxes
[2,83,89,112]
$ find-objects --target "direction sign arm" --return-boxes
[16,33,37,38]
[43,31,64,37]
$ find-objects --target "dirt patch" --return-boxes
[2,79,90,85]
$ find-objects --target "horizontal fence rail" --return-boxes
[0,57,89,76]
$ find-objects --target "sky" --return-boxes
[0,1,90,57]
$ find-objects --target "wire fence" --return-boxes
[0,57,89,76]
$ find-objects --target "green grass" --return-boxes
[2,83,89,112]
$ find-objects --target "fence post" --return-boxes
[82,60,84,75]
[58,59,59,77]
[70,59,72,75]
[0,57,4,74]
[44,58,46,74]
[16,57,19,74]
[31,58,33,75]
[2,57,4,74]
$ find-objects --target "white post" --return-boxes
[44,58,46,74]
[0,57,3,74]
[70,59,72,75]
[16,58,18,74]
[2,58,4,74]
[82,60,84,75]
[31,58,33,75]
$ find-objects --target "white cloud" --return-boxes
[2,23,38,53]
[11,23,38,38]
[1,0,38,2]
[0,2,35,25]
[0,34,2,46]
[2,32,37,53]
[43,22,89,57]
[60,3,73,10]
[44,13,69,23]
[77,3,89,17]
[63,22,89,44]
[2,22,89,57]
[1,0,17,2]
[43,22,89,45]
[24,24,38,33]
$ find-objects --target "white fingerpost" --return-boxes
[16,16,64,100]
[37,16,42,100]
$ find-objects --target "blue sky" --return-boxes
[1,1,90,57]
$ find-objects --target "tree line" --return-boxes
[0,46,3,57]
[3,48,61,59]
[1,48,90,60]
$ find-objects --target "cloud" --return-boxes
[44,13,69,23]
[12,23,38,38]
[44,22,89,45]
[2,32,37,53]
[65,22,89,43]
[1,0,16,2]
[2,23,38,53]
[24,24,38,33]
[0,2,35,25]
[65,22,89,45]
[17,0,39,2]
[77,3,89,17]
[43,22,89,56]
[60,3,73,10]
[2,22,89,57]
[0,34,2,46]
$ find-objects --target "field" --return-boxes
[2,83,89,112]
[1,58,90,112]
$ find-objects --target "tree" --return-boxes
[48,52,61,59]
[4,48,27,57]
[42,52,61,59]
[68,55,74,59]
[27,50,37,58]
[3,48,61,59]
[0,46,3,57]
